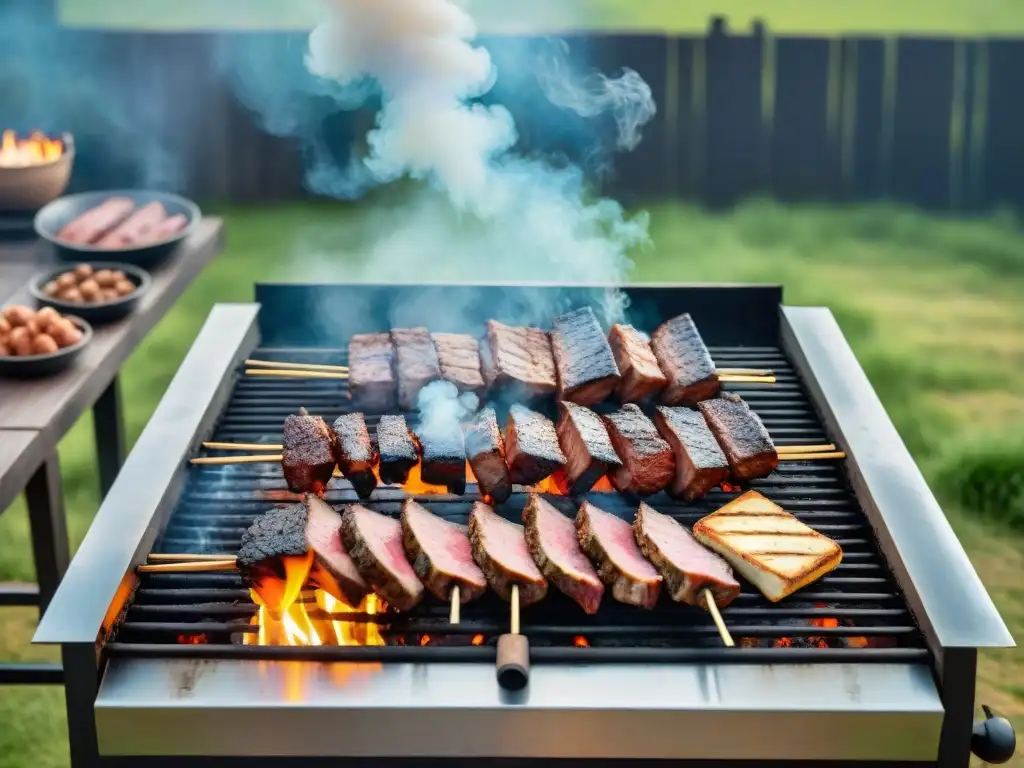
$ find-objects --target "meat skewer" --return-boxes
[575,501,662,609]
[554,401,621,495]
[650,313,721,406]
[341,504,425,611]
[348,333,395,411]
[481,320,558,398]
[391,327,443,411]
[463,406,511,503]
[549,307,621,406]
[504,404,566,486]
[432,332,486,397]
[377,414,420,485]
[654,405,729,501]
[608,323,668,402]
[331,413,379,499]
[281,409,338,495]
[601,404,675,496]
[698,393,778,480]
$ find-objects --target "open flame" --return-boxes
[573,635,590,647]
[0,130,63,168]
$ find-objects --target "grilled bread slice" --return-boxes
[692,490,842,602]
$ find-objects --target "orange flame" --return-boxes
[419,635,432,646]
[471,634,485,645]
[573,635,589,647]
[249,551,314,622]
[0,130,63,168]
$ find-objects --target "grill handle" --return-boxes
[972,704,1016,764]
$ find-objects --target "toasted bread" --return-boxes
[692,490,842,602]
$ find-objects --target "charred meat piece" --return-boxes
[468,501,548,606]
[555,402,621,495]
[601,404,675,496]
[650,313,719,406]
[523,495,604,614]
[348,333,397,412]
[237,503,309,569]
[698,393,778,480]
[504,404,566,486]
[463,407,511,503]
[550,307,621,406]
[282,412,338,494]
[341,505,425,611]
[432,332,485,396]
[481,320,557,397]
[418,422,467,495]
[634,502,740,609]
[331,413,379,499]
[575,501,662,610]
[305,495,370,605]
[654,406,729,501]
[390,327,443,411]
[609,323,668,403]
[400,499,487,603]
[376,414,420,485]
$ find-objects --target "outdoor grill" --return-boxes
[34,283,1016,767]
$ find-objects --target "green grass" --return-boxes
[1,199,1023,766]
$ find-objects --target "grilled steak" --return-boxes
[654,406,729,501]
[481,320,557,398]
[633,502,740,609]
[281,412,338,495]
[348,333,397,412]
[698,393,778,480]
[467,501,548,606]
[391,327,442,411]
[432,332,485,396]
[463,406,511,503]
[550,307,621,406]
[237,503,309,569]
[650,313,719,406]
[523,495,604,614]
[555,401,621,495]
[341,505,425,611]
[504,404,566,486]
[305,495,370,605]
[601,404,675,496]
[400,499,487,603]
[418,422,467,495]
[575,501,662,609]
[609,323,668,402]
[376,414,420,485]
[331,413,378,499]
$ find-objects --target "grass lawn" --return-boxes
[1,199,1023,766]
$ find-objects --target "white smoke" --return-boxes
[414,380,478,441]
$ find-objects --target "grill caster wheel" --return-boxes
[972,704,1016,764]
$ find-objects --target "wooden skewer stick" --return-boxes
[245,368,348,380]
[245,359,348,373]
[190,454,284,465]
[136,560,238,573]
[202,442,283,451]
[779,451,846,461]
[148,553,237,563]
[449,584,461,625]
[496,584,529,691]
[703,589,735,647]
[719,374,777,384]
[718,368,773,377]
[777,444,836,454]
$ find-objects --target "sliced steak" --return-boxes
[467,501,548,606]
[376,414,420,485]
[523,495,604,614]
[281,412,338,495]
[331,413,378,499]
[609,323,668,402]
[575,501,662,609]
[555,401,621,495]
[400,499,487,603]
[654,406,729,501]
[341,505,425,611]
[481,320,557,397]
[550,307,620,406]
[237,503,309,570]
[348,333,397,412]
[463,406,511,503]
[418,422,467,495]
[504,404,566,486]
[650,313,719,406]
[601,404,675,496]
[391,327,442,411]
[305,495,370,605]
[698,393,778,480]
[633,502,740,609]
[432,332,485,396]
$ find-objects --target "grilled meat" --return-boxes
[550,307,621,406]
[650,313,719,406]
[575,501,662,609]
[237,503,309,569]
[698,393,778,480]
[348,333,397,412]
[376,414,420,485]
[609,323,668,403]
[634,502,740,609]
[601,404,675,496]
[281,412,338,494]
[341,505,425,611]
[331,413,378,499]
[468,501,548,606]
[693,490,843,602]
[555,401,621,495]
[463,406,511,503]
[504,404,566,486]
[481,320,558,398]
[305,495,370,605]
[432,332,485,396]
[418,422,467,495]
[522,495,604,614]
[400,499,487,603]
[391,327,443,411]
[654,406,729,501]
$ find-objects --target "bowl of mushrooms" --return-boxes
[29,262,150,324]
[0,304,92,378]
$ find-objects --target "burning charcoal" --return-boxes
[463,406,511,503]
[376,414,419,485]
[237,503,309,569]
[341,505,425,611]
[468,501,548,606]
[601,404,675,496]
[504,404,566,486]
[401,499,487,604]
[550,307,621,406]
[523,495,604,614]
[609,323,668,403]
[654,406,729,501]
[481,320,557,398]
[281,411,338,495]
[432,332,485,396]
[418,423,467,495]
[698,393,778,480]
[555,401,621,495]
[391,327,443,411]
[650,313,719,406]
[575,501,662,610]
[305,495,370,606]
[348,333,397,412]
[331,413,379,499]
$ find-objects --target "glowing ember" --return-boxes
[419,635,432,646]
[471,634,485,645]
[573,635,589,648]
[0,130,63,168]
[720,481,741,493]
[176,633,208,645]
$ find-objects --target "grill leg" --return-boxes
[26,455,69,615]
[62,644,100,768]
[937,647,978,767]
[94,376,126,499]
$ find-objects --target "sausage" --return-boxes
[57,198,135,245]
[144,213,188,243]
[94,202,166,248]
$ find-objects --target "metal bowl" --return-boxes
[29,262,151,325]
[0,134,75,213]
[0,314,92,379]
[34,189,201,268]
